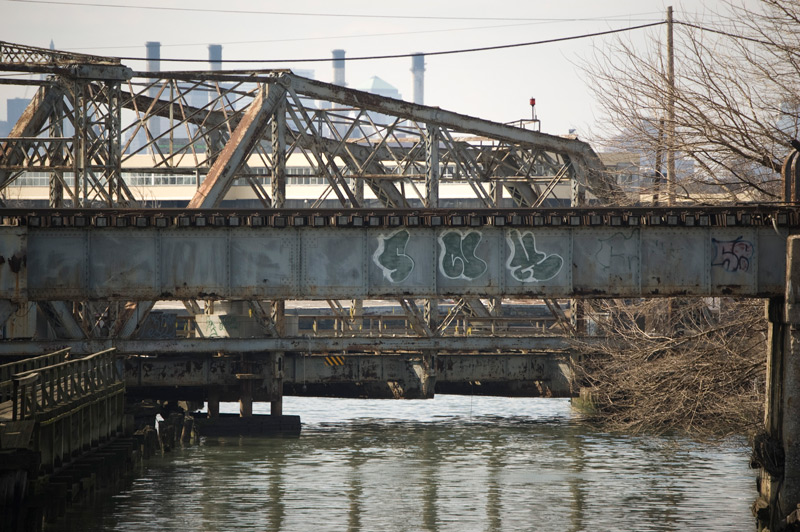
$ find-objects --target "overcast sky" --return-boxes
[1,0,736,139]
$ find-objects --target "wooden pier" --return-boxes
[0,348,127,531]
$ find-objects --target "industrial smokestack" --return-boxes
[411,53,425,105]
[146,41,160,73]
[145,41,161,139]
[332,49,346,86]
[208,44,222,71]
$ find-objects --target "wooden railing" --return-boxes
[10,348,120,421]
[0,348,71,402]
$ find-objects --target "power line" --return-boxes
[71,18,664,51]
[6,0,663,23]
[676,21,780,48]
[112,22,666,65]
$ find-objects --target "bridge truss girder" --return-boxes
[0,40,623,349]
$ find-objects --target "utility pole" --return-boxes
[666,6,676,206]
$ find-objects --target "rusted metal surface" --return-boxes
[0,335,578,356]
[286,74,617,203]
[0,40,121,66]
[123,352,572,399]
[9,222,790,302]
[188,82,287,208]
[1,41,617,213]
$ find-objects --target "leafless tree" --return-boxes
[585,0,800,202]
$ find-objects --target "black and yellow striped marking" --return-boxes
[324,356,345,366]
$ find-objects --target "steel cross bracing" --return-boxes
[0,40,623,353]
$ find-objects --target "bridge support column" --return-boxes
[782,237,800,525]
[237,363,257,418]
[239,380,253,418]
[757,236,800,530]
[208,388,220,419]
[270,352,284,416]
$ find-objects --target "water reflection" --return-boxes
[52,396,755,531]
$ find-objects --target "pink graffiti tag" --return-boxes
[711,236,754,273]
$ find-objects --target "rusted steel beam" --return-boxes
[36,301,86,339]
[188,82,287,208]
[0,40,120,67]
[0,335,578,356]
[123,352,570,389]
[0,84,66,188]
[285,74,619,203]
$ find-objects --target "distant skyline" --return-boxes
[0,0,753,141]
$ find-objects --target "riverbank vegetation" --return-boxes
[572,299,766,438]
[570,0,798,437]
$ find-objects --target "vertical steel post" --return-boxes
[49,94,64,207]
[271,88,286,208]
[270,89,287,416]
[425,124,439,209]
[759,298,784,531]
[425,124,440,331]
[570,166,585,334]
[71,80,84,206]
[491,181,503,322]
[108,81,122,206]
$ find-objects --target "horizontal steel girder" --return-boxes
[0,336,577,356]
[123,352,570,387]
[0,224,788,302]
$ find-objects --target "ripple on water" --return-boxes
[49,396,755,532]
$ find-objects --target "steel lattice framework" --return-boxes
[0,40,623,354]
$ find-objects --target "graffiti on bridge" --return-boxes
[712,236,754,273]
[506,230,563,282]
[373,229,415,283]
[593,231,638,272]
[439,230,488,280]
[372,230,757,285]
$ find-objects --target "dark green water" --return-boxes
[50,396,755,531]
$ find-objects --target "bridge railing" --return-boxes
[11,348,119,421]
[0,348,71,402]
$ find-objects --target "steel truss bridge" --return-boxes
[0,40,793,399]
[8,39,800,532]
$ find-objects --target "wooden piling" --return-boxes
[757,235,800,530]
